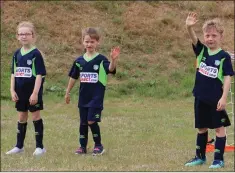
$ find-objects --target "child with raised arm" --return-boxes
[65,27,120,156]
[184,12,234,169]
[6,21,46,156]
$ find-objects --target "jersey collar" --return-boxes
[20,46,36,56]
[83,52,99,62]
[208,47,222,56]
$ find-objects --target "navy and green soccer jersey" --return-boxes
[192,39,234,104]
[11,47,46,100]
[69,53,116,108]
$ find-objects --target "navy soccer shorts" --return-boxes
[194,98,231,129]
[15,99,43,112]
[79,107,102,124]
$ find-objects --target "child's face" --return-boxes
[17,27,34,46]
[83,35,99,53]
[203,27,222,50]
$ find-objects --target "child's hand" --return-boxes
[110,47,120,61]
[10,90,19,102]
[65,93,70,104]
[186,12,198,27]
[29,92,38,105]
[217,97,226,111]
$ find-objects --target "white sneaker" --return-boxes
[33,148,46,156]
[6,147,24,154]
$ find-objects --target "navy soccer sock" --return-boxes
[79,124,88,148]
[16,121,27,149]
[214,136,226,161]
[196,131,208,159]
[33,119,44,149]
[89,122,101,146]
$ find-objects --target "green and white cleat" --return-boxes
[185,156,206,166]
[209,160,224,169]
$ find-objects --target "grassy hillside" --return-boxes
[1,1,234,99]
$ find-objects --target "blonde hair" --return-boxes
[16,21,36,35]
[202,18,224,35]
[82,27,100,41]
[17,21,45,58]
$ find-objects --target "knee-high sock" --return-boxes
[33,119,44,149]
[79,124,88,148]
[89,122,101,146]
[214,136,226,161]
[196,131,208,159]
[16,121,27,149]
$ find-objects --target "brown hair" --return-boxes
[82,27,100,41]
[202,18,224,35]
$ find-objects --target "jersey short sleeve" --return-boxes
[192,39,204,57]
[68,60,80,79]
[223,54,234,76]
[34,52,46,76]
[11,49,20,74]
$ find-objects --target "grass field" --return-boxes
[1,95,234,171]
[1,1,234,172]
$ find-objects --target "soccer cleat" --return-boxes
[209,160,224,169]
[33,148,46,156]
[92,145,105,156]
[75,147,87,154]
[6,147,24,154]
[185,156,206,166]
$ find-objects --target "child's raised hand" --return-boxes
[186,12,198,27]
[110,47,120,60]
[11,90,19,102]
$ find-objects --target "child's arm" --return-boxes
[186,12,198,46]
[217,76,231,111]
[109,47,120,72]
[29,75,42,105]
[65,77,76,104]
[10,74,19,102]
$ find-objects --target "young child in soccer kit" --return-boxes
[185,12,234,168]
[6,21,46,156]
[65,27,120,155]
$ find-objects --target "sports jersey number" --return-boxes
[198,62,218,78]
[15,67,32,78]
[80,72,98,83]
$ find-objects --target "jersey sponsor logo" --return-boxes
[93,64,99,70]
[27,60,32,65]
[198,62,218,78]
[15,67,32,78]
[80,72,98,83]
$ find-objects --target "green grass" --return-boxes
[1,96,234,171]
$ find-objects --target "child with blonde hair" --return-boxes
[185,12,234,169]
[6,21,46,156]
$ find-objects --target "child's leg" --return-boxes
[79,108,89,149]
[88,121,101,146]
[214,126,226,161]
[16,111,28,149]
[32,110,44,149]
[79,123,88,148]
[87,108,102,147]
[196,128,208,159]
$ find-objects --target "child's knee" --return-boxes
[31,110,41,121]
[215,126,226,137]
[88,121,95,125]
[198,128,208,134]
